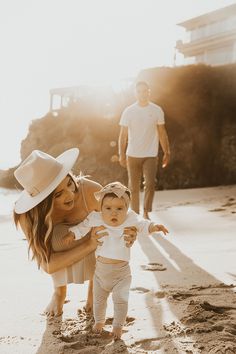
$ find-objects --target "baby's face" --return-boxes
[101,196,128,226]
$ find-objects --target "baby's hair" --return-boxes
[101,191,131,206]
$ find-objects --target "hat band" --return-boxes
[26,163,63,197]
[28,187,41,197]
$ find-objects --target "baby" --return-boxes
[66,181,169,339]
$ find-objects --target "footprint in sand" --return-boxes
[105,316,135,326]
[125,316,136,326]
[64,342,103,353]
[208,342,236,354]
[155,290,166,298]
[171,291,196,301]
[200,301,236,314]
[141,263,167,271]
[222,202,236,207]
[208,208,226,212]
[222,197,235,205]
[190,283,235,291]
[130,287,150,294]
[130,287,165,298]
[134,338,163,351]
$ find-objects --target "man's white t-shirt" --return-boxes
[119,102,165,158]
[69,210,151,262]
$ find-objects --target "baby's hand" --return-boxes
[150,224,169,236]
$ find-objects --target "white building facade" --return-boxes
[176,4,236,66]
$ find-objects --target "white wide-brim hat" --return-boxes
[14,148,79,214]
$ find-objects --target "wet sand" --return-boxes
[0,185,235,353]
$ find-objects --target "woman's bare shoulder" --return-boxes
[80,177,102,211]
[81,177,102,193]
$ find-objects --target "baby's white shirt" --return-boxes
[69,210,151,261]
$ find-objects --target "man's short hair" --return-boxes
[135,81,150,89]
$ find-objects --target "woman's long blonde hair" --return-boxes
[13,174,78,269]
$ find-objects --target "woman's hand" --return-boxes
[123,226,137,248]
[90,226,108,247]
[62,232,75,246]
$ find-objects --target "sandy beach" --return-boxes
[0,185,236,354]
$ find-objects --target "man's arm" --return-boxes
[157,124,170,168]
[118,126,128,168]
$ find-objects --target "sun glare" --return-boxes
[0,0,235,168]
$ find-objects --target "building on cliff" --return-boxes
[49,86,93,112]
[49,78,134,113]
[175,3,236,66]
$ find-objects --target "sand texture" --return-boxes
[0,185,235,354]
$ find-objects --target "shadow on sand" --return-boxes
[136,234,236,353]
[36,234,236,353]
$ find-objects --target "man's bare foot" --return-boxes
[92,322,104,334]
[143,211,150,220]
[44,286,66,317]
[112,326,123,340]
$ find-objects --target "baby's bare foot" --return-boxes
[112,326,123,340]
[92,322,104,334]
[44,286,66,317]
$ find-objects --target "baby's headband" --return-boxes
[94,182,131,206]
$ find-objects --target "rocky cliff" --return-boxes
[1,64,236,190]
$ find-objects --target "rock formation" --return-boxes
[1,64,236,190]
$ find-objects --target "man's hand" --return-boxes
[119,155,127,168]
[162,152,170,168]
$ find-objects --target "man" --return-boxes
[119,81,170,220]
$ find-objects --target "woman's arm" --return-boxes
[17,213,107,274]
[41,237,96,274]
[42,225,107,274]
[17,214,97,274]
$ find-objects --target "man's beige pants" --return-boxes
[93,260,131,328]
[127,156,158,214]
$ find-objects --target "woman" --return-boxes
[13,148,136,316]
